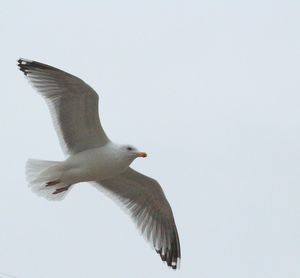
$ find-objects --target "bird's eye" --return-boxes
[127,147,133,151]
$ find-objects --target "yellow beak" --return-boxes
[137,152,147,158]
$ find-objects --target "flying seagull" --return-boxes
[18,58,181,269]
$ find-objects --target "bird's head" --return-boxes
[121,144,147,160]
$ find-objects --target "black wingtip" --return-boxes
[155,226,181,270]
[156,246,180,270]
[17,58,59,76]
[17,58,31,76]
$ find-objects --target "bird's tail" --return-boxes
[25,159,71,201]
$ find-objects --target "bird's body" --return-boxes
[45,143,138,185]
[18,58,181,269]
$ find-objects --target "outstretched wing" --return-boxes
[93,168,181,269]
[18,58,109,154]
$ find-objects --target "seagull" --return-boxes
[18,58,181,269]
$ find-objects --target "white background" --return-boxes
[0,1,300,277]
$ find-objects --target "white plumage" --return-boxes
[18,58,180,269]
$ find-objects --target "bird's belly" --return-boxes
[81,158,125,181]
[62,149,128,184]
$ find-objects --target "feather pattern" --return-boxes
[94,168,181,269]
[18,58,109,154]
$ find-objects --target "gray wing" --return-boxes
[18,58,109,154]
[93,168,181,269]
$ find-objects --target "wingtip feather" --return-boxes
[17,58,33,75]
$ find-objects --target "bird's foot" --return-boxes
[53,186,71,195]
[46,180,60,187]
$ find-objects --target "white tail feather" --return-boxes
[25,159,71,201]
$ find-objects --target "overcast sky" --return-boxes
[1,1,300,277]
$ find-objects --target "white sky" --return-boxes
[1,1,300,277]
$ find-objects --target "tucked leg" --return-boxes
[53,185,71,195]
[46,180,60,187]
